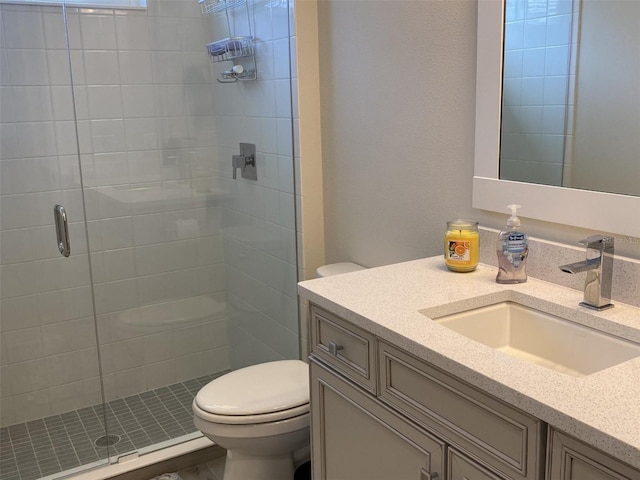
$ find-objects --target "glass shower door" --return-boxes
[0,3,111,478]
[2,0,300,475]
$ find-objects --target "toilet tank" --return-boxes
[315,262,365,278]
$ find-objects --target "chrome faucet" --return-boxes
[559,235,614,310]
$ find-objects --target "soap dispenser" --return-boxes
[496,204,528,284]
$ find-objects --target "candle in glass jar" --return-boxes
[444,220,479,272]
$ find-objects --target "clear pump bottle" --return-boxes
[496,204,528,284]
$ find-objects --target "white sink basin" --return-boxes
[435,302,640,377]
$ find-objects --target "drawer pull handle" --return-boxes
[328,341,343,356]
[420,468,437,480]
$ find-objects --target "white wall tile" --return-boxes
[521,76,544,105]
[202,346,230,374]
[134,243,168,275]
[0,262,37,298]
[0,124,19,159]
[4,327,44,363]
[43,11,75,49]
[83,51,120,85]
[47,50,73,86]
[36,290,68,326]
[522,48,545,77]
[165,239,198,271]
[115,13,151,50]
[47,381,84,415]
[11,86,53,122]
[542,105,567,135]
[0,295,40,332]
[0,228,33,265]
[174,352,203,382]
[505,20,524,50]
[41,317,97,356]
[96,186,132,218]
[93,151,129,185]
[121,85,157,118]
[111,337,145,371]
[124,118,159,150]
[153,85,187,117]
[273,37,290,79]
[543,75,568,104]
[99,216,134,250]
[118,51,154,84]
[87,85,124,119]
[93,278,138,314]
[90,119,126,153]
[3,11,45,48]
[544,45,570,75]
[9,357,51,395]
[546,13,571,46]
[143,330,174,363]
[16,122,57,157]
[79,14,117,50]
[112,366,145,398]
[179,18,209,51]
[0,160,27,196]
[523,17,546,48]
[144,359,177,389]
[148,17,181,51]
[185,84,214,117]
[0,366,12,398]
[133,212,166,245]
[12,391,52,423]
[51,86,76,120]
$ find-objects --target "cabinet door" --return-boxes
[448,448,505,480]
[310,359,444,480]
[548,429,639,480]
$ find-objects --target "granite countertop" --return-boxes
[298,256,640,469]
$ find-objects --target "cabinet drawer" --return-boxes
[548,429,639,480]
[379,341,544,480]
[310,304,377,393]
[448,448,505,480]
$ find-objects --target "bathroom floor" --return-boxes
[153,456,312,480]
[164,456,226,480]
[0,374,221,480]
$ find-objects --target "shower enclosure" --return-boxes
[0,0,299,477]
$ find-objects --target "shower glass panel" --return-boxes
[0,3,112,479]
[1,0,298,477]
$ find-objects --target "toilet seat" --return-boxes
[193,401,309,425]
[194,360,309,425]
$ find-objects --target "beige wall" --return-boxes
[301,0,640,266]
[317,0,478,267]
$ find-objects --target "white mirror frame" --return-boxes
[473,0,640,238]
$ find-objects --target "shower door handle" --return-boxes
[54,204,71,257]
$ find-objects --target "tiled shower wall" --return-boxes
[0,0,234,427]
[208,0,300,370]
[0,0,300,428]
[500,0,575,186]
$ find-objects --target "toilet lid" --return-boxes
[195,360,309,416]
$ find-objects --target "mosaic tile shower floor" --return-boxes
[0,374,220,480]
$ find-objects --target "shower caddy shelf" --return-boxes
[200,0,257,83]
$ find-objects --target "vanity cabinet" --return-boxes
[309,304,639,480]
[310,304,544,480]
[547,429,639,480]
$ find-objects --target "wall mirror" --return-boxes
[473,0,640,238]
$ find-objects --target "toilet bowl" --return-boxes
[193,262,364,480]
[193,360,310,480]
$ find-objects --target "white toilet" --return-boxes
[193,262,365,480]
